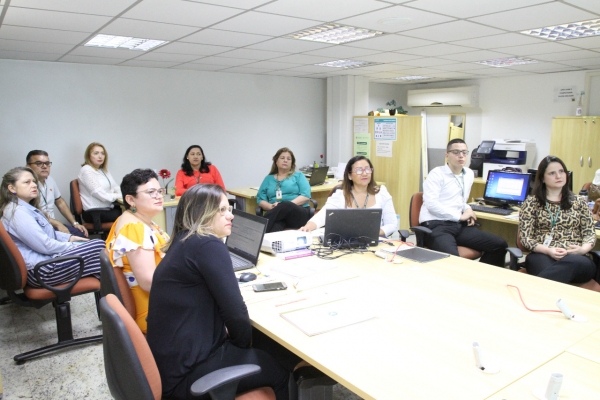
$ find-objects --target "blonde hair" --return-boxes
[82,142,109,171]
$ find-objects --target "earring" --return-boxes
[131,205,137,213]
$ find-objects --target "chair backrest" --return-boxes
[582,182,592,192]
[0,221,28,291]
[100,294,162,400]
[100,250,137,319]
[409,192,424,228]
[70,179,84,216]
[327,185,341,198]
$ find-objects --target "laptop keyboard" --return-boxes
[470,204,514,216]
[230,253,252,271]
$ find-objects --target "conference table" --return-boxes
[239,244,600,399]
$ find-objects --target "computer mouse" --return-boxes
[238,272,257,283]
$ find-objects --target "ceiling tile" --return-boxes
[401,43,475,57]
[407,0,549,19]
[357,52,422,63]
[246,38,333,53]
[133,52,201,63]
[0,49,61,61]
[152,42,233,56]
[186,0,273,9]
[7,0,138,16]
[395,57,456,67]
[433,62,492,72]
[558,56,600,67]
[402,21,504,42]
[67,46,141,59]
[0,26,90,45]
[502,61,573,72]
[172,63,229,71]
[534,49,600,62]
[345,34,436,51]
[564,0,600,14]
[338,5,455,33]
[427,71,475,79]
[101,18,200,40]
[60,55,125,65]
[190,56,255,66]
[210,11,319,36]
[270,53,334,64]
[0,38,74,54]
[181,29,271,47]
[220,66,275,74]
[495,42,580,57]
[120,59,181,68]
[469,2,597,32]
[284,65,345,73]
[302,45,381,58]
[216,48,290,60]
[440,50,513,63]
[255,0,389,22]
[450,33,546,49]
[3,7,112,32]
[122,0,243,28]
[561,36,600,50]
[243,60,302,69]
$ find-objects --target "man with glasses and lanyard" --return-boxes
[419,139,507,267]
[26,150,88,237]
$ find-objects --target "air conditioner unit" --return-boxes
[407,86,478,108]
[261,231,311,254]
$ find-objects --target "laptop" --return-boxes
[226,209,268,271]
[322,208,382,248]
[307,166,329,186]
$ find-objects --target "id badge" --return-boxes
[276,189,282,201]
[542,233,552,247]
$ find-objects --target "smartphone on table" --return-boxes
[252,282,287,292]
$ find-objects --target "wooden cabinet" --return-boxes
[353,116,422,229]
[550,117,600,191]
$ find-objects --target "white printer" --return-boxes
[482,139,536,179]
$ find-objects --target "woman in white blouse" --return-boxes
[77,142,122,224]
[300,156,397,237]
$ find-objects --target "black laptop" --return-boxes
[322,208,382,247]
[307,167,329,186]
[226,209,268,271]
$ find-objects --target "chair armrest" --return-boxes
[398,230,412,242]
[506,247,523,271]
[190,364,261,398]
[409,226,431,248]
[33,255,85,303]
[255,205,263,216]
[308,198,318,209]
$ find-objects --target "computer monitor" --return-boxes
[483,170,531,208]
[527,169,573,195]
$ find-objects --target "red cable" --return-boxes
[506,284,561,313]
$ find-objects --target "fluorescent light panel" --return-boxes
[315,59,379,68]
[85,34,168,51]
[475,57,538,67]
[395,75,431,81]
[288,24,383,44]
[521,19,600,41]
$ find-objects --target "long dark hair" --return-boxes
[181,145,212,176]
[532,155,572,210]
[342,156,379,208]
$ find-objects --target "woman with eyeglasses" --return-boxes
[147,184,299,399]
[0,167,105,289]
[300,155,397,237]
[175,145,226,196]
[519,156,599,290]
[78,142,122,224]
[105,169,169,333]
[257,147,312,232]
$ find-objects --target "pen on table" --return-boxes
[275,297,307,307]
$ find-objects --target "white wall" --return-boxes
[0,59,326,220]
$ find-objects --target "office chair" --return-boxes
[70,179,115,239]
[582,182,592,192]
[100,294,276,400]
[255,198,318,218]
[100,249,136,320]
[406,192,482,260]
[0,221,102,364]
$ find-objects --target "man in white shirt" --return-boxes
[26,150,88,238]
[420,139,507,267]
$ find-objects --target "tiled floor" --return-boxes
[0,290,361,400]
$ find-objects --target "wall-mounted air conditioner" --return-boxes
[407,86,478,108]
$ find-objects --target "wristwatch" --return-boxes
[73,221,79,226]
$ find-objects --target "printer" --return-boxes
[482,139,536,179]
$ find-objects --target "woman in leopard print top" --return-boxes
[519,156,597,286]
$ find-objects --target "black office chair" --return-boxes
[0,221,102,364]
[255,198,318,218]
[70,179,116,239]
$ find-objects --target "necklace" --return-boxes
[350,191,369,209]
[194,170,201,184]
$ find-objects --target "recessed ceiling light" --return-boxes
[85,34,168,51]
[395,75,431,81]
[287,24,383,44]
[377,17,412,26]
[315,60,380,68]
[475,57,538,67]
[521,19,600,41]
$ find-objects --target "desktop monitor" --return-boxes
[483,170,531,208]
[527,169,573,194]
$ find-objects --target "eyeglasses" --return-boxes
[29,161,52,167]
[448,150,469,156]
[219,205,233,215]
[137,188,166,198]
[352,167,373,175]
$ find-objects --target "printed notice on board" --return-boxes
[354,118,368,134]
[554,86,576,103]
[354,133,371,158]
[374,118,396,140]
[376,141,393,157]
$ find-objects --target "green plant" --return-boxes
[386,100,397,109]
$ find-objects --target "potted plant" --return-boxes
[385,100,408,116]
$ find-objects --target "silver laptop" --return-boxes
[307,166,328,186]
[226,209,268,271]
[322,208,382,248]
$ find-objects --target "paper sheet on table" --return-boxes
[280,299,376,336]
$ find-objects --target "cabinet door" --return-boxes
[551,118,587,190]
[582,119,600,187]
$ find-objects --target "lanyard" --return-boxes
[39,181,48,206]
[453,170,465,199]
[100,170,111,189]
[351,192,369,209]
[545,202,561,228]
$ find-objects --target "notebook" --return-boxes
[226,209,268,271]
[307,167,328,186]
[322,208,382,247]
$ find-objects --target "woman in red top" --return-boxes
[175,145,225,196]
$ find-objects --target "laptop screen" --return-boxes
[226,209,267,264]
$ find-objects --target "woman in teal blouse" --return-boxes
[257,147,311,232]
